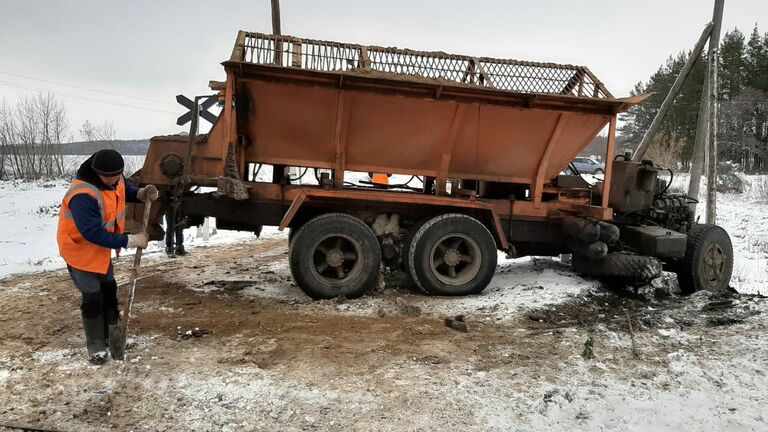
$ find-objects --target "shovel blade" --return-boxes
[108,324,126,361]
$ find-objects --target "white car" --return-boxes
[570,157,605,175]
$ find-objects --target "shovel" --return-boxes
[109,196,154,361]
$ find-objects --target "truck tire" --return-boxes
[676,224,733,294]
[408,214,497,296]
[401,219,428,293]
[572,253,662,282]
[289,213,381,300]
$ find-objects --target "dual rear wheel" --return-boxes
[406,214,497,296]
[289,213,498,299]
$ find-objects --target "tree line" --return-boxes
[0,93,122,180]
[620,25,768,173]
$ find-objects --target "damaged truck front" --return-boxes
[130,31,732,299]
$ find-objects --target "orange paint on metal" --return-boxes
[532,113,566,208]
[601,116,617,210]
[136,32,645,239]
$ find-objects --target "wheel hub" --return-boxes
[326,249,344,267]
[703,244,725,282]
[444,249,460,266]
[429,234,481,286]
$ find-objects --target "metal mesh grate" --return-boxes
[235,32,613,99]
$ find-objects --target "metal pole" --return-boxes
[705,0,724,224]
[688,0,724,217]
[632,22,714,162]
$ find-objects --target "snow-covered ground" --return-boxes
[1,171,767,294]
[1,171,767,431]
[0,179,259,277]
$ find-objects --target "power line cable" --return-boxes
[0,70,177,106]
[0,80,178,115]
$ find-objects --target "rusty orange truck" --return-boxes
[132,32,732,299]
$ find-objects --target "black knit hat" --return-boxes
[91,149,124,176]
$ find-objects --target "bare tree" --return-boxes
[0,99,13,180]
[644,135,685,170]
[0,92,69,180]
[80,119,117,152]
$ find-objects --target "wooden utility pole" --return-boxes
[688,0,724,221]
[705,0,724,224]
[271,0,283,66]
[687,71,709,211]
[271,0,281,35]
[632,22,714,162]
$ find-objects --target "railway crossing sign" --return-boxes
[176,95,218,126]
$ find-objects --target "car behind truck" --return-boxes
[130,31,733,299]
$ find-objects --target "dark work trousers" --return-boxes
[67,263,118,319]
[164,209,184,249]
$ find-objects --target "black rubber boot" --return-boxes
[100,279,119,348]
[82,313,108,365]
[104,307,119,347]
[174,245,187,256]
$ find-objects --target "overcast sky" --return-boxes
[0,0,765,139]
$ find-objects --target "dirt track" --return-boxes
[1,237,767,431]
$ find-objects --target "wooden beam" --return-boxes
[291,38,303,67]
[473,58,494,88]
[689,0,724,217]
[561,69,586,96]
[460,60,476,84]
[632,22,714,162]
[230,30,246,62]
[359,47,371,69]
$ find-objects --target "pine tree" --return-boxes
[745,26,768,91]
[719,29,746,100]
[620,24,768,172]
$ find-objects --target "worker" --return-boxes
[56,149,158,365]
[164,207,185,257]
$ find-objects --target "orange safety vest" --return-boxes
[57,178,126,274]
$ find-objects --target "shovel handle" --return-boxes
[132,197,154,270]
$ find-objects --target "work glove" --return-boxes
[137,185,159,202]
[126,232,149,249]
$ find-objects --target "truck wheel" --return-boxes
[408,214,497,296]
[676,224,733,294]
[400,219,428,292]
[289,213,381,300]
[572,253,662,282]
